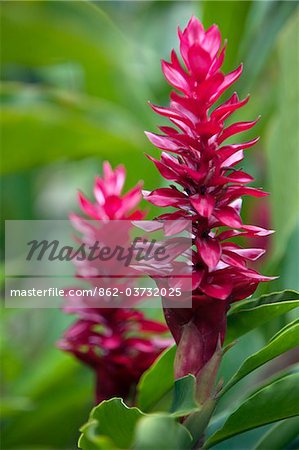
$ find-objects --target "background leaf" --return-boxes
[254,416,299,450]
[202,1,251,72]
[222,319,299,395]
[226,290,299,343]
[205,373,299,448]
[239,1,298,90]
[0,1,151,117]
[0,83,143,174]
[266,11,299,263]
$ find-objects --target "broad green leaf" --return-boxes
[137,345,176,412]
[266,12,299,262]
[229,290,299,314]
[2,348,94,448]
[78,398,144,450]
[133,414,192,450]
[269,317,299,342]
[249,364,299,399]
[226,290,299,343]
[170,375,199,418]
[0,1,151,119]
[0,83,143,174]
[205,373,299,448]
[221,319,299,395]
[254,416,299,450]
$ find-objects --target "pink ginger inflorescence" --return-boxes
[58,162,170,404]
[144,17,274,387]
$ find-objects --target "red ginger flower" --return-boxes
[77,161,145,221]
[144,17,274,393]
[58,162,170,404]
[59,308,169,404]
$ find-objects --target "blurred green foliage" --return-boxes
[1,1,298,449]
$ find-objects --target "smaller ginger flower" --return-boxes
[58,307,169,403]
[58,162,170,404]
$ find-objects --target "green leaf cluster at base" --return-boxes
[79,290,299,450]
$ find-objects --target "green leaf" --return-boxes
[239,1,298,90]
[226,290,299,343]
[170,375,199,418]
[2,347,94,448]
[0,83,143,174]
[79,424,116,450]
[137,345,176,412]
[184,399,217,446]
[221,318,299,395]
[205,373,299,448]
[78,398,144,450]
[249,364,299,399]
[133,414,193,450]
[0,1,151,118]
[266,11,299,263]
[280,221,299,292]
[0,396,34,419]
[254,416,299,450]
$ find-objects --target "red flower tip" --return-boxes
[75,164,145,221]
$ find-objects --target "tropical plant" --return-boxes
[77,15,299,450]
[1,2,298,449]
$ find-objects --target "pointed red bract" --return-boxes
[144,16,274,383]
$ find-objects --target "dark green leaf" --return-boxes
[205,373,299,448]
[254,417,299,450]
[170,375,199,418]
[137,345,176,412]
[221,319,299,395]
[226,290,299,343]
